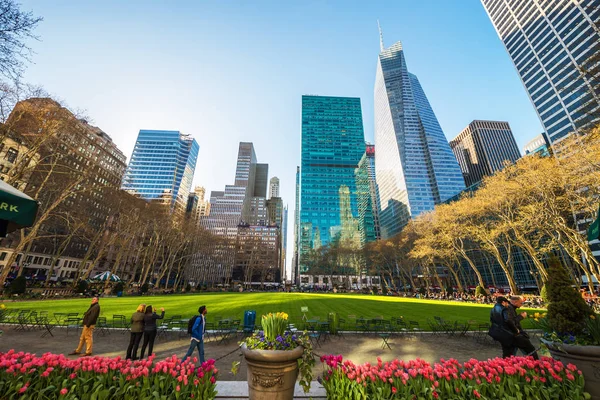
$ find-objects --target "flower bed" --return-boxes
[320,355,588,400]
[0,350,218,399]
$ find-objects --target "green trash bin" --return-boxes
[328,312,338,334]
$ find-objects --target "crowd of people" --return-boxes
[66,298,208,364]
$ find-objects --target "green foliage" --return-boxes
[546,256,591,335]
[7,276,26,295]
[446,286,454,295]
[75,280,89,294]
[418,287,426,295]
[260,312,288,341]
[540,284,548,303]
[585,314,600,345]
[140,283,149,294]
[111,281,124,295]
[475,285,486,297]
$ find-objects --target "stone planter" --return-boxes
[241,343,303,400]
[541,339,600,400]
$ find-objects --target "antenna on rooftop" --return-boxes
[377,19,384,51]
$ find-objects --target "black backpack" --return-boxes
[187,315,199,334]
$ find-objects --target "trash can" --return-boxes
[244,310,256,334]
[117,291,123,297]
[328,312,338,334]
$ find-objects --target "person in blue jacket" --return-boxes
[182,305,207,364]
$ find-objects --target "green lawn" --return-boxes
[1,293,541,330]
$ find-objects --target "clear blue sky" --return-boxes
[19,1,542,278]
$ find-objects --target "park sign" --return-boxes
[588,205,600,242]
[0,180,38,237]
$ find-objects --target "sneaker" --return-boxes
[68,351,80,355]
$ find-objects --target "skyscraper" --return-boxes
[299,95,367,273]
[450,120,521,187]
[269,177,280,199]
[292,166,300,285]
[524,134,551,157]
[122,130,199,212]
[355,144,381,243]
[375,39,465,238]
[481,0,600,146]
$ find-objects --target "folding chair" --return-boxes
[15,311,31,331]
[66,317,82,336]
[378,321,393,350]
[39,316,55,338]
[111,315,128,333]
[409,321,423,336]
[96,317,111,336]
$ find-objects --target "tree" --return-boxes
[0,0,42,81]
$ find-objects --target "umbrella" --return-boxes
[92,271,121,282]
[0,180,39,237]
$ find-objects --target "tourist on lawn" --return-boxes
[489,296,515,358]
[507,296,539,360]
[69,297,100,357]
[126,303,146,360]
[182,305,207,364]
[140,305,165,358]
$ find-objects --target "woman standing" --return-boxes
[140,305,165,359]
[126,304,145,360]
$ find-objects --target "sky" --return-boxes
[19,0,543,278]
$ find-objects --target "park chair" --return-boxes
[220,319,241,344]
[15,311,31,331]
[307,323,322,347]
[2,309,19,324]
[111,315,129,333]
[474,323,491,343]
[409,321,423,336]
[355,317,370,333]
[168,320,188,340]
[66,317,82,336]
[378,321,394,350]
[37,315,55,338]
[96,317,111,336]
[393,318,409,337]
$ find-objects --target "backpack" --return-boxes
[187,315,199,335]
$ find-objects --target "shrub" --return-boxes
[111,281,124,295]
[540,284,548,303]
[75,280,89,294]
[185,284,192,292]
[475,285,487,297]
[418,287,426,295]
[0,351,218,399]
[140,283,149,294]
[320,355,587,400]
[546,256,591,335]
[7,276,26,295]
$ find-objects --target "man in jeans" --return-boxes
[69,297,100,357]
[182,305,207,364]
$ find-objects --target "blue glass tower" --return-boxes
[299,95,367,273]
[375,40,466,238]
[122,130,199,212]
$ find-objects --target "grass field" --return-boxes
[1,293,541,330]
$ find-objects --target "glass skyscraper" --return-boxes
[375,41,466,239]
[481,0,600,145]
[299,95,367,273]
[355,144,380,244]
[122,130,199,212]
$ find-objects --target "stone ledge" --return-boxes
[215,381,326,399]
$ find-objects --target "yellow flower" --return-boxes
[591,315,596,320]
[534,318,539,322]
[0,304,6,310]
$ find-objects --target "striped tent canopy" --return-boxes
[91,271,121,282]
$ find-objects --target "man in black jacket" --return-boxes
[69,297,100,357]
[507,296,539,360]
[489,296,515,357]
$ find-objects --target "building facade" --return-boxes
[450,120,521,187]
[269,177,280,199]
[299,95,368,274]
[122,130,199,213]
[292,166,301,285]
[355,144,380,244]
[375,41,466,238]
[481,0,600,146]
[524,133,552,157]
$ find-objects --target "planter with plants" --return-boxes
[240,312,314,400]
[534,257,600,399]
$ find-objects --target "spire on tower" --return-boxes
[377,19,384,51]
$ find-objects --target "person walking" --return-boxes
[507,296,539,360]
[126,304,146,360]
[69,297,100,357]
[488,296,515,358]
[140,305,165,359]
[182,305,207,364]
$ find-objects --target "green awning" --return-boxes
[0,180,38,236]
[588,205,600,242]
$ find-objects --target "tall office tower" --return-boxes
[481,0,600,146]
[269,177,280,199]
[185,186,211,223]
[375,39,465,238]
[282,205,288,280]
[122,130,199,213]
[299,95,368,274]
[355,144,381,243]
[524,134,551,157]
[450,120,522,187]
[292,166,301,285]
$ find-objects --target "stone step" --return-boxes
[215,381,326,399]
